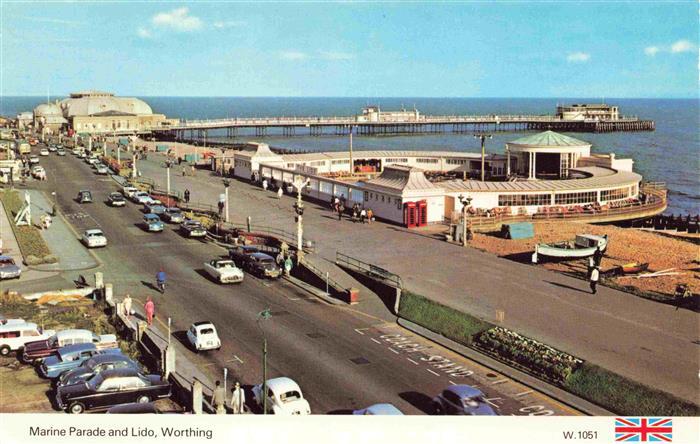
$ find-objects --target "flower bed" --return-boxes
[474,326,582,384]
[0,190,56,265]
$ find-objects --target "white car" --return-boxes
[252,377,311,415]
[40,148,49,156]
[122,186,140,198]
[82,229,107,248]
[132,191,153,204]
[186,322,221,352]
[31,166,46,180]
[0,322,55,356]
[95,164,109,175]
[29,155,40,164]
[77,151,86,158]
[204,259,244,284]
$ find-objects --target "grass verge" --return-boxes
[0,190,55,264]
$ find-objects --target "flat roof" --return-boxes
[278,150,504,162]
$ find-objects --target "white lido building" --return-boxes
[232,131,651,227]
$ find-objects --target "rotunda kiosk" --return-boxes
[506,131,591,180]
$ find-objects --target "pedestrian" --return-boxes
[351,205,358,223]
[123,294,133,317]
[178,156,183,165]
[589,266,600,294]
[284,257,293,276]
[276,252,284,266]
[230,382,245,414]
[277,187,283,199]
[43,214,52,230]
[144,296,155,326]
[262,179,268,191]
[39,214,46,230]
[184,189,190,204]
[367,208,374,224]
[593,246,604,267]
[337,203,345,221]
[191,165,196,176]
[218,200,225,217]
[182,167,186,177]
[360,208,367,224]
[212,380,226,414]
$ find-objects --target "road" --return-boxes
[26,145,579,416]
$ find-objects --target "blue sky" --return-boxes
[1,1,697,97]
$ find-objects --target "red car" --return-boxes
[22,329,118,364]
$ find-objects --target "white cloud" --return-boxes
[213,20,246,29]
[670,39,694,53]
[152,7,202,32]
[566,52,590,63]
[319,51,354,61]
[644,46,660,56]
[280,51,308,61]
[137,27,152,39]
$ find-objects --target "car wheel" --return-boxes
[136,395,150,404]
[0,345,10,356]
[432,401,444,415]
[68,402,85,414]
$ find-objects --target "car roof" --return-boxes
[85,229,103,235]
[363,403,404,415]
[79,190,91,193]
[0,321,38,332]
[99,367,144,379]
[56,329,93,340]
[0,255,14,261]
[58,343,97,355]
[144,214,160,219]
[265,377,301,393]
[88,353,133,365]
[250,252,274,260]
[447,385,484,398]
[166,207,181,212]
[192,321,215,328]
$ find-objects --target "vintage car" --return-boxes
[162,207,184,224]
[228,245,260,263]
[432,385,496,416]
[55,368,171,414]
[142,214,164,232]
[106,398,183,414]
[131,191,153,204]
[186,322,221,352]
[22,329,118,363]
[47,145,57,152]
[0,322,55,357]
[81,229,107,248]
[121,186,140,199]
[56,148,66,156]
[0,255,22,280]
[143,200,166,215]
[180,219,207,238]
[241,253,281,279]
[107,192,126,207]
[0,315,26,326]
[252,377,311,415]
[95,164,109,175]
[353,403,404,415]
[204,259,244,284]
[57,353,142,387]
[29,155,40,164]
[39,148,49,156]
[39,343,122,379]
[31,165,46,180]
[77,190,92,203]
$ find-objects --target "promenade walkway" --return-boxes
[134,152,699,404]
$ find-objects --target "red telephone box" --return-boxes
[417,200,428,227]
[403,202,417,228]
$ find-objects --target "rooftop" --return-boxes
[507,131,589,147]
[362,165,442,194]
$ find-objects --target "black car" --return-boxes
[241,252,281,279]
[228,245,260,263]
[55,368,171,414]
[107,192,126,207]
[77,190,92,203]
[56,353,142,388]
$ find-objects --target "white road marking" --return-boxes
[228,355,244,364]
[354,328,368,335]
[515,390,533,398]
[370,338,381,344]
[427,369,440,376]
[483,397,502,408]
[388,347,400,354]
[491,378,509,385]
[449,380,457,385]
[406,358,419,365]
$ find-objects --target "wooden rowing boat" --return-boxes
[620,262,649,274]
[532,234,608,264]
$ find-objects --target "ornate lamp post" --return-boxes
[256,308,272,415]
[223,179,230,223]
[474,133,493,182]
[458,194,473,247]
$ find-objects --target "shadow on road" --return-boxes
[399,391,434,415]
[140,280,162,293]
[545,280,590,294]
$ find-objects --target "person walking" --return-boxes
[337,203,345,221]
[589,266,600,294]
[230,382,245,414]
[360,208,367,224]
[277,187,283,199]
[212,380,226,414]
[184,189,190,204]
[262,179,268,191]
[123,294,133,317]
[366,208,374,224]
[144,296,155,326]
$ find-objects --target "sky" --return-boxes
[0,1,697,98]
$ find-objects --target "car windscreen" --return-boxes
[200,328,215,335]
[87,232,103,237]
[0,258,14,265]
[279,390,301,402]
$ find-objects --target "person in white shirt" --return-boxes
[589,266,600,294]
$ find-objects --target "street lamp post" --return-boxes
[256,308,272,415]
[458,194,473,247]
[292,178,310,264]
[223,179,230,223]
[166,165,171,208]
[474,133,493,182]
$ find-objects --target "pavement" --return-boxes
[131,149,699,404]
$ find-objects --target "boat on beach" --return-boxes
[532,234,608,263]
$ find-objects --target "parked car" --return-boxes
[39,343,122,379]
[31,166,46,180]
[77,190,92,203]
[71,147,81,155]
[186,321,221,352]
[22,329,118,363]
[107,192,126,207]
[228,245,260,263]
[47,145,57,152]
[204,259,244,284]
[86,156,99,165]
[77,151,86,159]
[180,219,207,238]
[57,353,142,388]
[81,229,107,248]
[57,148,66,156]
[131,191,152,204]
[143,200,166,215]
[0,255,22,280]
[142,214,164,232]
[432,385,496,415]
[95,164,109,175]
[0,322,54,357]
[353,403,404,415]
[39,148,49,156]
[252,377,311,415]
[241,253,281,279]
[121,186,140,199]
[55,368,171,414]
[162,207,184,223]
[29,155,40,164]
[106,398,182,414]
[0,315,26,326]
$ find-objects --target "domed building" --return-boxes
[33,102,68,134]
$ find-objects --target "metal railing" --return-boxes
[299,257,345,293]
[336,252,403,288]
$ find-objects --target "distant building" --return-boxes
[556,103,619,121]
[356,106,420,123]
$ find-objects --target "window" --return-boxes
[446,159,467,165]
[98,378,121,392]
[364,192,369,202]
[22,330,39,336]
[498,194,551,206]
[310,160,326,167]
[601,187,629,201]
[443,391,461,406]
[385,158,408,163]
[554,191,597,205]
[331,159,350,165]
[381,195,385,202]
[416,158,439,164]
[286,163,295,168]
[0,331,20,339]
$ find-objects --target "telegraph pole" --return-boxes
[293,178,310,264]
[223,179,230,223]
[474,133,492,182]
[166,165,171,208]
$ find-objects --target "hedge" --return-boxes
[0,190,56,264]
[565,362,699,416]
[398,290,493,345]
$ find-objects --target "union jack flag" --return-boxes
[615,417,673,442]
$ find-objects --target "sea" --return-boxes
[2,97,697,214]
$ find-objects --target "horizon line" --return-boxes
[0,95,696,100]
